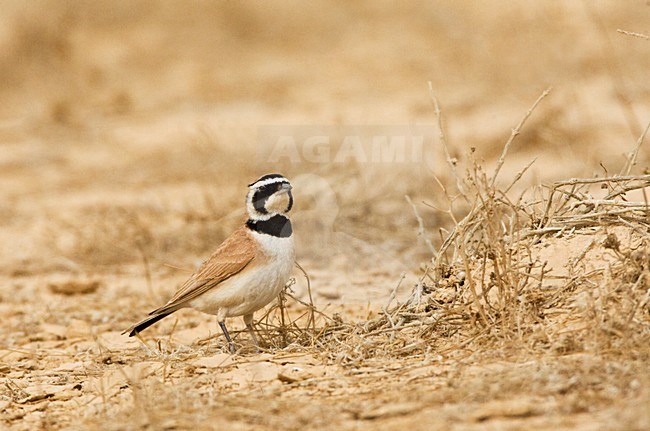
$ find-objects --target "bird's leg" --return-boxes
[218,320,237,354]
[243,313,260,351]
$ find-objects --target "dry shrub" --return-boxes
[296,91,650,365]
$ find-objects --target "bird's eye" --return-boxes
[259,185,266,191]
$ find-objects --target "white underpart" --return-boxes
[188,231,295,321]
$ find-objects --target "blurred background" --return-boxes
[0,1,648,301]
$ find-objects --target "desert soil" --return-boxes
[1,2,649,430]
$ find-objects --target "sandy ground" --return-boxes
[1,2,650,430]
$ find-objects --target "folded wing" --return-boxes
[149,226,258,315]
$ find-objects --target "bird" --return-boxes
[123,173,295,353]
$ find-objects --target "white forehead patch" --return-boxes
[250,177,289,189]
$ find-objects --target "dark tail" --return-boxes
[122,311,174,337]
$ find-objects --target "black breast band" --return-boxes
[246,215,293,238]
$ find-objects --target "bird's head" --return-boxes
[246,174,293,221]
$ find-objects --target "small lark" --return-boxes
[123,174,295,353]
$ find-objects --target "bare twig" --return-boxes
[621,121,650,176]
[405,195,436,256]
[617,29,650,41]
[553,174,650,187]
[428,81,470,202]
[295,260,316,331]
[490,88,551,188]
[503,157,537,195]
